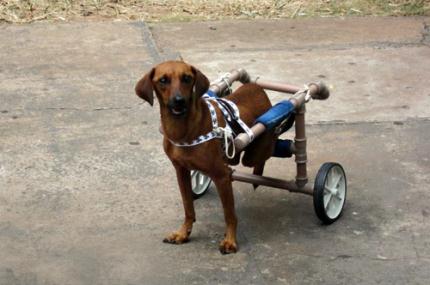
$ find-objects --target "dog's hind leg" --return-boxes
[242,130,276,168]
[211,167,238,254]
[252,162,265,190]
[163,164,195,244]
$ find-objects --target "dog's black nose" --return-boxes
[173,94,185,106]
[168,93,188,116]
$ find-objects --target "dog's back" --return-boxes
[225,83,276,168]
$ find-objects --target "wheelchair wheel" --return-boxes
[191,170,212,199]
[313,162,347,224]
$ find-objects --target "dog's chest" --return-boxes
[166,139,222,170]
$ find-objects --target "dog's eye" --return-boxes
[181,74,193,84]
[159,76,170,85]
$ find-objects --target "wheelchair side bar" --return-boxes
[231,171,314,196]
[253,78,300,94]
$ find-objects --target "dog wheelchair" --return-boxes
[191,69,347,224]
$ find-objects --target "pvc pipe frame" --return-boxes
[231,171,314,196]
[233,82,322,152]
[209,69,325,194]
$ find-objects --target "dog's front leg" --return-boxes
[212,173,238,254]
[163,164,195,244]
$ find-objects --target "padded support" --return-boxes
[205,89,218,98]
[255,100,295,130]
[273,139,294,158]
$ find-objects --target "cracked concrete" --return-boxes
[421,21,430,45]
[1,17,430,285]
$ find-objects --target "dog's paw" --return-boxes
[163,231,189,244]
[219,239,237,254]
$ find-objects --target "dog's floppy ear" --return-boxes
[191,66,210,97]
[135,68,155,106]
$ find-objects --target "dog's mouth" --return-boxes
[168,104,188,117]
[167,94,189,117]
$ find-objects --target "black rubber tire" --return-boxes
[313,162,347,224]
[191,171,212,200]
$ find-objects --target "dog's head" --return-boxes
[135,61,210,117]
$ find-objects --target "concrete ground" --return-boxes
[1,17,429,285]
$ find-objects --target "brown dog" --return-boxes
[135,61,275,254]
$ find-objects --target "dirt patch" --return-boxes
[0,0,429,24]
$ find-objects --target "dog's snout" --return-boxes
[168,93,188,116]
[172,94,185,105]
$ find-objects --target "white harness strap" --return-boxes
[168,99,222,147]
[214,97,255,141]
[167,93,254,159]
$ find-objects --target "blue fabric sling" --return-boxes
[255,100,295,130]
